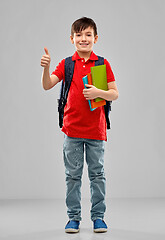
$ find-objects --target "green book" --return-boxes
[91,64,108,102]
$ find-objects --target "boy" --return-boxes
[40,17,118,233]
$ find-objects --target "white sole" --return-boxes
[94,228,107,233]
[65,228,80,233]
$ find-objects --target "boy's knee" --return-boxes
[66,173,83,182]
[88,171,105,182]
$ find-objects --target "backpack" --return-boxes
[57,56,112,129]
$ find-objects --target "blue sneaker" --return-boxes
[65,220,80,233]
[93,219,108,233]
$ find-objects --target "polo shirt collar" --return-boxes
[72,51,98,61]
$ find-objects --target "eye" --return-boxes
[76,33,81,37]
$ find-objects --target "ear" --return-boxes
[70,35,74,44]
[94,35,98,44]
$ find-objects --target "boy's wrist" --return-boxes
[97,89,104,98]
[44,66,50,72]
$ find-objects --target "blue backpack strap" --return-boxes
[64,56,75,100]
[95,56,112,130]
[104,100,111,130]
[95,55,104,66]
[58,56,75,128]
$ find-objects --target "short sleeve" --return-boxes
[104,59,115,83]
[51,59,65,82]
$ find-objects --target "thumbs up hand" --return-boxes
[40,47,51,69]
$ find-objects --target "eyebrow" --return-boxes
[76,31,92,34]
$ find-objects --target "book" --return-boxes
[90,64,108,102]
[87,73,106,108]
[82,75,96,111]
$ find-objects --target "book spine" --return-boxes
[82,76,96,111]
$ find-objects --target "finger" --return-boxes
[42,55,50,59]
[41,60,49,64]
[41,63,48,67]
[83,88,90,92]
[40,62,49,66]
[41,57,49,62]
[44,47,49,55]
[83,93,89,98]
[41,64,49,68]
[40,62,49,67]
[83,91,89,96]
[85,84,93,88]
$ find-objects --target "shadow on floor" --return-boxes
[1,228,165,240]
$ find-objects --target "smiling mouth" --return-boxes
[79,43,89,46]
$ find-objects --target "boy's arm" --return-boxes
[41,47,60,90]
[83,81,119,101]
[42,68,60,90]
[98,81,119,101]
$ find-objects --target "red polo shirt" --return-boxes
[51,51,115,141]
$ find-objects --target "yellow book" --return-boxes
[90,64,108,102]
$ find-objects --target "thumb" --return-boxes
[44,47,49,55]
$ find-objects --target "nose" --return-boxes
[82,34,86,41]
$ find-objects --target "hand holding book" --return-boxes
[82,64,107,111]
[83,84,99,100]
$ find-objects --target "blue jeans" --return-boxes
[63,134,106,221]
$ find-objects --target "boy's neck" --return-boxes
[76,50,92,62]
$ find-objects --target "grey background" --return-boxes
[0,0,165,199]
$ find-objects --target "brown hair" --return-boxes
[71,17,97,36]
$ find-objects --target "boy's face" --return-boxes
[70,27,98,54]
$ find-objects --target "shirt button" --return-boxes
[83,65,85,68]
